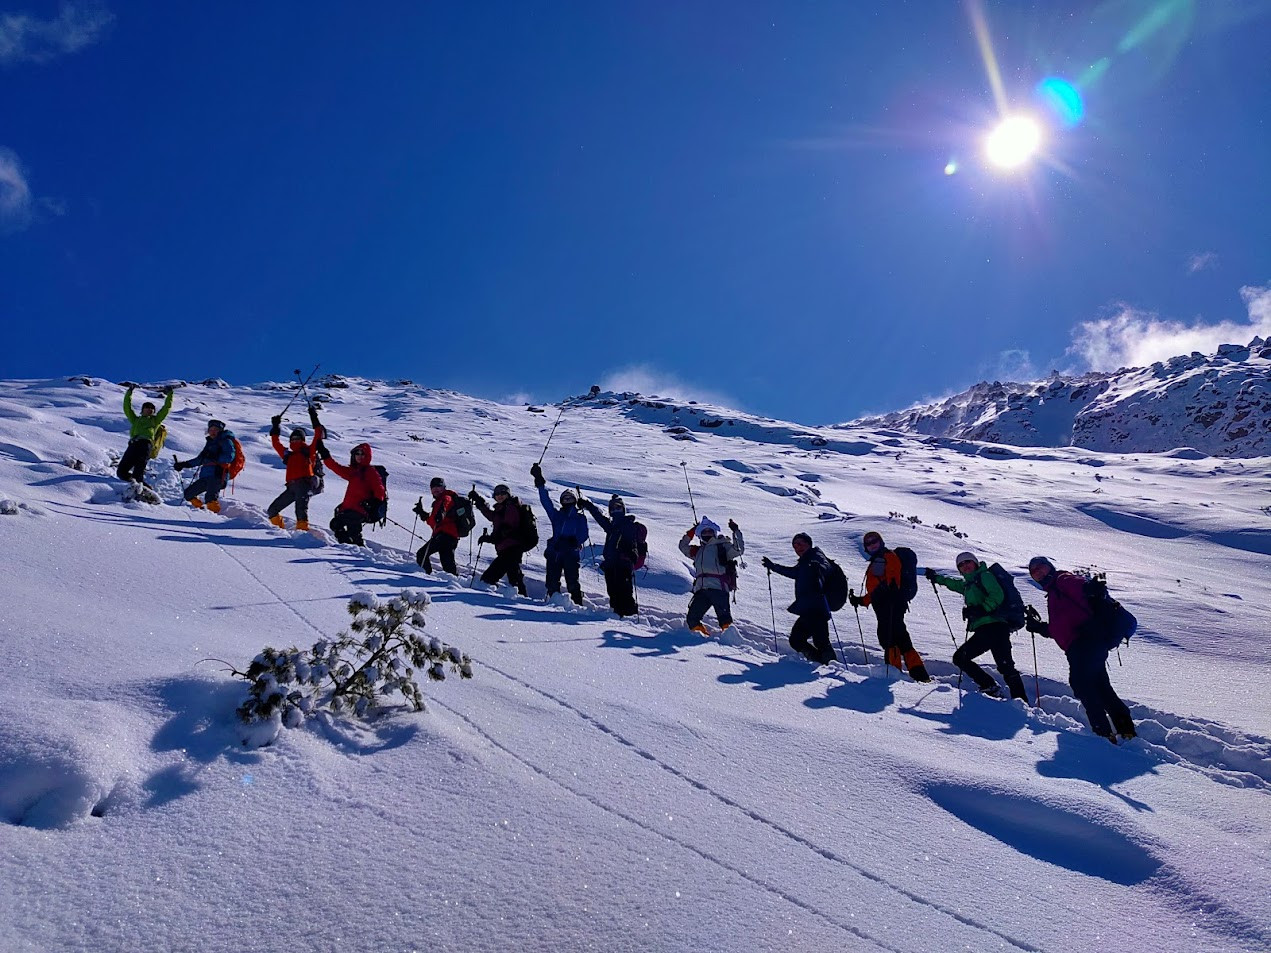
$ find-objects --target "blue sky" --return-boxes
[2,1,1268,422]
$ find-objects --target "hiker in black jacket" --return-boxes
[577,493,642,617]
[469,484,528,596]
[762,533,836,665]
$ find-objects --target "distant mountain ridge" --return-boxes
[848,339,1271,458]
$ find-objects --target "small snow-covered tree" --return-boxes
[232,590,472,738]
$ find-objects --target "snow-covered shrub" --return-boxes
[233,590,472,734]
[0,500,19,515]
[63,456,86,472]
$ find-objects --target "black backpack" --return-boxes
[1082,575,1138,648]
[310,453,325,496]
[824,558,849,612]
[893,546,919,603]
[364,466,389,524]
[514,501,539,552]
[450,494,476,538]
[985,563,1026,631]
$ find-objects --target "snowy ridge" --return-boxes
[1,374,1269,952]
[849,338,1271,457]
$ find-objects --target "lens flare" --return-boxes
[1037,77,1084,127]
[984,115,1043,170]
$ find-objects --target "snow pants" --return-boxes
[331,508,369,546]
[184,471,225,504]
[1066,638,1134,738]
[686,588,732,630]
[117,438,152,483]
[954,621,1028,699]
[482,549,527,595]
[417,532,459,575]
[268,479,312,522]
[603,562,638,617]
[790,614,835,664]
[545,545,583,604]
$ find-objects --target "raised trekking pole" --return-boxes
[931,579,962,694]
[279,363,321,418]
[766,568,778,653]
[536,406,565,465]
[679,461,698,525]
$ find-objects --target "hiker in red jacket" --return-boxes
[414,477,463,575]
[266,406,324,531]
[319,440,385,546]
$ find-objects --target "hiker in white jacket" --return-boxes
[678,517,745,636]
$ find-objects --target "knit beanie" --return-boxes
[1028,556,1055,575]
[792,532,813,547]
[608,495,625,513]
[955,551,978,568]
[430,477,446,489]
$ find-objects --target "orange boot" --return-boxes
[189,498,204,510]
[903,649,931,683]
[207,500,222,514]
[295,520,309,531]
[268,514,285,529]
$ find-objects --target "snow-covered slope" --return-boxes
[1,375,1269,953]
[850,338,1271,457]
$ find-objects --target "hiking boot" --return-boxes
[569,590,584,606]
[720,621,733,631]
[1117,724,1137,741]
[903,650,931,683]
[980,683,1003,699]
[295,520,309,531]
[690,624,711,637]
[207,500,222,514]
[268,514,286,529]
[189,498,205,510]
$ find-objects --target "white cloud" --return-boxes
[1068,285,1271,371]
[0,1,113,66]
[983,348,1037,383]
[1187,252,1219,274]
[599,364,741,409]
[0,147,32,233]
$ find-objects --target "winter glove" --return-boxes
[172,460,186,472]
[467,489,481,504]
[961,606,976,622]
[848,592,864,608]
[685,526,695,539]
[308,404,321,426]
[317,443,331,461]
[478,531,491,544]
[412,498,427,519]
[271,415,282,428]
[761,556,774,571]
[162,385,174,395]
[530,462,545,488]
[924,567,937,581]
[728,519,739,534]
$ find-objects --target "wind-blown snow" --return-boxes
[0,374,1268,952]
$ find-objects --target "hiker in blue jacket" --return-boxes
[531,463,589,605]
[173,419,236,513]
[577,492,642,618]
[927,552,1028,700]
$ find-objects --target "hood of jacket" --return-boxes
[350,443,373,466]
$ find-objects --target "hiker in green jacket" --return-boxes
[117,385,173,484]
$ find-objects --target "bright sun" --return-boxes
[984,115,1042,169]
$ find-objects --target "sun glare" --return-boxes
[984,115,1042,170]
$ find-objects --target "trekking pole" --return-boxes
[851,602,870,667]
[1030,630,1042,709]
[172,454,187,493]
[536,406,565,465]
[408,511,419,549]
[931,579,962,693]
[766,568,778,653]
[679,461,698,525]
[827,602,847,665]
[471,539,485,585]
[279,364,321,418]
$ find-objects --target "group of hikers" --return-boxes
[115,386,1139,746]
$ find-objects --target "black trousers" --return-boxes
[686,589,732,629]
[872,602,916,654]
[331,509,368,546]
[546,545,583,603]
[603,562,638,616]
[117,439,152,483]
[790,615,835,664]
[267,479,312,521]
[954,622,1028,699]
[417,533,459,575]
[482,549,527,595]
[1067,638,1134,737]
